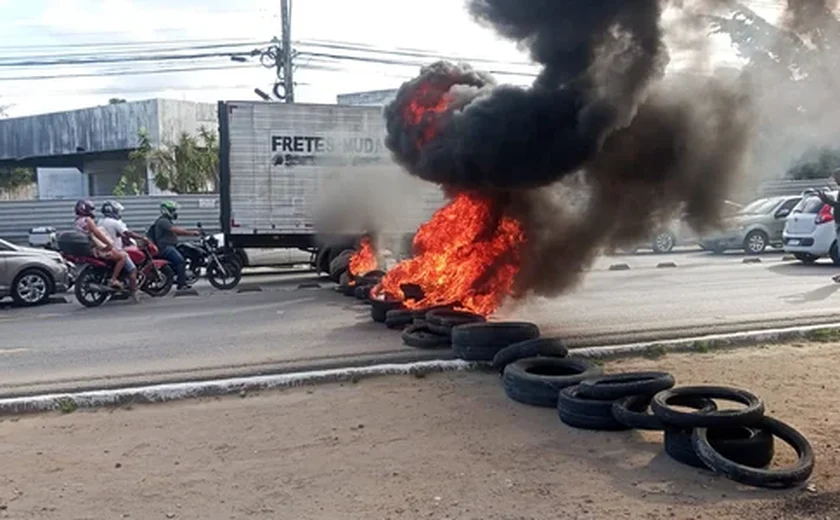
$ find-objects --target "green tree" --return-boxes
[113,129,152,196]
[114,127,219,195]
[108,98,127,104]
[0,167,36,195]
[785,147,840,180]
[709,3,840,177]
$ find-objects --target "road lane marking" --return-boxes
[0,348,29,355]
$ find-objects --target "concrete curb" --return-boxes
[4,322,840,416]
[0,359,477,415]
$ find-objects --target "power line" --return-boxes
[0,41,269,62]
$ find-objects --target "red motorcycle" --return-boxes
[58,232,175,307]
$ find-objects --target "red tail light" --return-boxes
[816,204,833,224]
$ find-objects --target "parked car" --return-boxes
[0,237,73,306]
[698,196,801,255]
[623,201,744,254]
[783,190,840,265]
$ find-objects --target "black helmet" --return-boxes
[74,199,95,217]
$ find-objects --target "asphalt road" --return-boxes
[2,248,840,396]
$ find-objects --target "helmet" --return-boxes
[160,200,179,220]
[101,200,124,220]
[74,199,95,217]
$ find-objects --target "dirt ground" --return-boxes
[1,343,839,520]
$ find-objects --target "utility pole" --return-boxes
[280,0,294,103]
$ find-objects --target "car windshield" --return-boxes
[738,198,779,215]
[793,191,838,214]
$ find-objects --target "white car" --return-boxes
[783,190,840,265]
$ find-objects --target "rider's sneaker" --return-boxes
[130,291,140,303]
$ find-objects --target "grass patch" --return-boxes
[643,344,667,360]
[56,397,77,414]
[804,328,840,343]
[693,340,713,354]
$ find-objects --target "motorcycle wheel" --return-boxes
[74,266,110,308]
[143,265,175,297]
[207,256,242,290]
[181,256,202,286]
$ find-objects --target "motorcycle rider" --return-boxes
[98,201,143,300]
[148,200,199,291]
[73,199,128,290]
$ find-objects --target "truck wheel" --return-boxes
[329,249,354,282]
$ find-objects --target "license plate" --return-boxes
[788,239,801,246]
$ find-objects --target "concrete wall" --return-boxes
[0,99,217,162]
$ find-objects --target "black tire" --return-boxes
[502,357,603,408]
[557,385,629,431]
[74,266,109,308]
[207,257,242,290]
[143,265,175,297]
[652,232,676,254]
[578,371,675,400]
[371,299,403,323]
[452,322,540,361]
[665,425,775,470]
[491,337,568,371]
[652,385,765,429]
[793,252,818,264]
[692,416,814,489]
[354,284,371,300]
[401,325,450,349]
[743,230,768,255]
[612,394,716,431]
[385,309,414,329]
[426,309,486,336]
[11,268,52,306]
[329,249,354,282]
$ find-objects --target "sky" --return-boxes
[0,0,787,118]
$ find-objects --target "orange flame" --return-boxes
[376,192,525,316]
[349,236,378,279]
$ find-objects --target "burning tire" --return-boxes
[329,249,354,282]
[451,322,540,361]
[401,324,450,349]
[370,299,403,323]
[491,337,568,372]
[557,385,630,431]
[665,425,774,470]
[385,309,415,329]
[502,357,602,408]
[426,309,486,336]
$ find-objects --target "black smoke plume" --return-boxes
[382,0,754,298]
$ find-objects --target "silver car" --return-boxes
[0,237,73,306]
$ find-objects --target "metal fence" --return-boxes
[757,178,838,198]
[0,195,221,245]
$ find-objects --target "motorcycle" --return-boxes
[58,233,175,308]
[177,222,243,290]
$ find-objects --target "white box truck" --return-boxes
[218,101,444,275]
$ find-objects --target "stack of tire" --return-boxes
[501,361,815,489]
